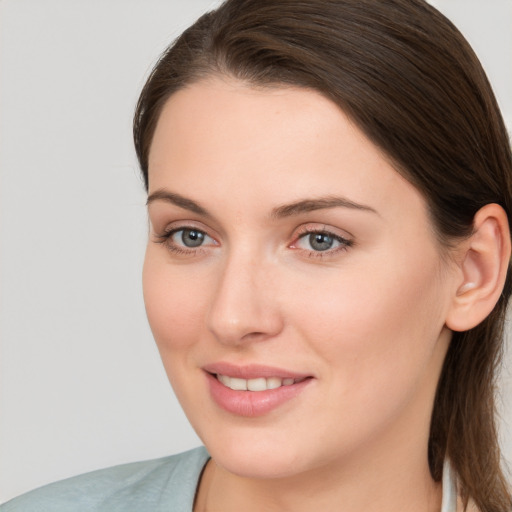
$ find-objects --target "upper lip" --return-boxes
[202,362,312,380]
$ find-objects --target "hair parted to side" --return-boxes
[134,1,512,510]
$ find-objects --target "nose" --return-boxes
[206,250,284,346]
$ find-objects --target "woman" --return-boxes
[2,0,511,511]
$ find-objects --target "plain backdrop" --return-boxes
[1,0,511,503]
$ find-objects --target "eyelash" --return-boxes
[153,225,353,259]
[292,227,353,258]
[154,227,215,256]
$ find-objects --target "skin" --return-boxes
[143,77,463,512]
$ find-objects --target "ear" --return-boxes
[446,203,511,332]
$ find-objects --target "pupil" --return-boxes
[309,233,333,251]
[182,229,204,248]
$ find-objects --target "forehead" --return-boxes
[148,77,428,228]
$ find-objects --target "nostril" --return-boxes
[240,331,267,341]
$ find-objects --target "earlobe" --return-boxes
[446,204,511,332]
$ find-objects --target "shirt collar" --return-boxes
[441,459,458,512]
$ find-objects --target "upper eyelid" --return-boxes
[293,223,354,241]
[155,220,218,238]
[292,230,352,247]
[161,226,218,245]
[169,227,214,238]
[296,231,350,243]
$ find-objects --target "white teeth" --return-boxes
[229,377,248,391]
[266,377,282,390]
[216,374,305,391]
[247,378,267,391]
[218,374,230,387]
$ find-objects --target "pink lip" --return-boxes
[203,363,314,417]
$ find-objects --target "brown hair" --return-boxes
[133,0,512,509]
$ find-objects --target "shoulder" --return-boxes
[0,446,210,512]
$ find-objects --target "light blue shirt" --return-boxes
[1,447,458,511]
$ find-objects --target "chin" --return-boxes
[209,440,306,479]
[194,419,332,480]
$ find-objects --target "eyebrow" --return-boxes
[271,196,378,218]
[146,189,378,219]
[146,189,212,218]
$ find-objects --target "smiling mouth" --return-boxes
[214,374,309,391]
[205,368,313,416]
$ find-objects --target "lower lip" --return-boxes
[205,373,312,417]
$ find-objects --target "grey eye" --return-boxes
[308,233,334,251]
[176,229,206,248]
[294,230,350,254]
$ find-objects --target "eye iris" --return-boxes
[181,229,204,248]
[309,233,334,251]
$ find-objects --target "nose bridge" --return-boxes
[206,245,282,345]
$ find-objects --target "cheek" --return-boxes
[142,247,209,352]
[286,249,448,397]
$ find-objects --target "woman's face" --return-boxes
[144,77,457,479]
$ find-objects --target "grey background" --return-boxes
[1,0,511,502]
